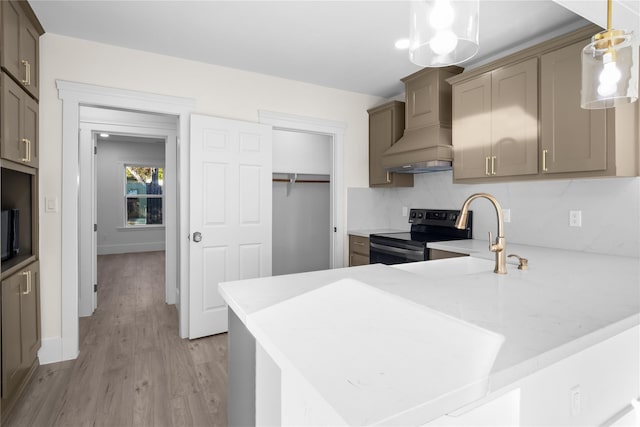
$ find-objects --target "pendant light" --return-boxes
[409,0,479,67]
[581,0,638,109]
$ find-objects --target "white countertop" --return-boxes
[219,241,640,425]
[348,228,406,238]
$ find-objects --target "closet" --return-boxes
[272,130,331,276]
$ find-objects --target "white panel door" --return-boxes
[189,114,272,339]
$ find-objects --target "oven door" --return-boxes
[369,242,426,265]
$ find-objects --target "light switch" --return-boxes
[45,196,58,213]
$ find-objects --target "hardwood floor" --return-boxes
[5,251,228,427]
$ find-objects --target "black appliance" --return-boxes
[369,209,472,265]
[1,208,19,262]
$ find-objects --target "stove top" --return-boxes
[369,209,473,248]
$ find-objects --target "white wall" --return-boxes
[96,139,165,254]
[273,130,331,175]
[273,179,330,276]
[348,172,640,258]
[38,33,382,341]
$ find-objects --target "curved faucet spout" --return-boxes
[455,193,507,274]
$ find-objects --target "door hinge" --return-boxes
[94,223,97,232]
[94,283,98,292]
[94,146,97,155]
[334,227,337,232]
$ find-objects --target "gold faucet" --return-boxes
[455,193,507,274]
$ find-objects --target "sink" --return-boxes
[392,257,496,279]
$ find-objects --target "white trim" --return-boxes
[97,242,166,255]
[57,80,194,362]
[38,337,63,365]
[116,226,165,231]
[258,110,346,269]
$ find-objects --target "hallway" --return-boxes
[5,251,227,426]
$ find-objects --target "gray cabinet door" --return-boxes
[1,1,22,84]
[1,262,40,404]
[1,271,23,400]
[1,0,40,99]
[452,73,492,179]
[540,40,607,174]
[491,57,539,177]
[368,101,413,187]
[1,74,38,167]
[369,106,394,186]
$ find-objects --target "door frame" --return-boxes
[258,110,346,269]
[54,80,194,362]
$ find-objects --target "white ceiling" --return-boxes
[28,1,592,98]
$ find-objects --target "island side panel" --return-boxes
[228,309,256,427]
[256,343,281,425]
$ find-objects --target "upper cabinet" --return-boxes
[449,24,639,182]
[368,101,413,187]
[540,39,639,178]
[540,40,607,174]
[1,73,38,168]
[452,59,538,180]
[1,0,42,100]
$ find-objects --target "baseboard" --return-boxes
[38,336,64,365]
[97,242,165,255]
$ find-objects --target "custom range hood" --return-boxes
[382,66,463,173]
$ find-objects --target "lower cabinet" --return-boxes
[1,260,40,419]
[424,324,639,425]
[349,235,369,266]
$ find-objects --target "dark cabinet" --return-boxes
[1,73,38,167]
[1,0,42,100]
[1,261,40,416]
[368,101,413,187]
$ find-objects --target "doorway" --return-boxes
[259,110,346,270]
[272,129,332,275]
[78,106,178,318]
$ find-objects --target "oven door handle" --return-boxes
[370,242,425,260]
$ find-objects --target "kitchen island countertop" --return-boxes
[219,242,640,425]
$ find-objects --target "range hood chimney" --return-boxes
[382,66,463,173]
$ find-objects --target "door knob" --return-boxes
[193,232,202,243]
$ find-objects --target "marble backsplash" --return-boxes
[347,171,640,257]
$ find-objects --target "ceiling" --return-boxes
[28,1,591,99]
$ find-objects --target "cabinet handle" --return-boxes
[21,60,31,86]
[22,271,31,295]
[542,149,548,172]
[491,156,497,175]
[485,157,490,176]
[386,171,391,183]
[21,138,31,162]
[354,242,365,246]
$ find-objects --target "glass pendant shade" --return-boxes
[581,31,638,109]
[409,0,479,67]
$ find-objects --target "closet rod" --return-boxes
[272,178,330,184]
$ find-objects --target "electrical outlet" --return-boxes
[569,210,582,227]
[402,206,409,217]
[502,208,511,223]
[570,385,581,416]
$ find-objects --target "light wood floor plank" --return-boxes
[4,251,228,427]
